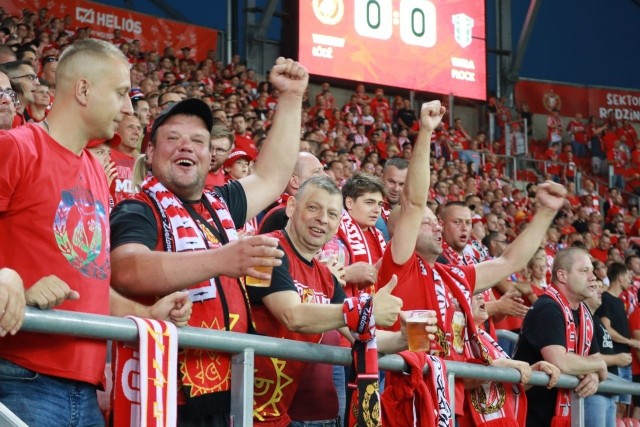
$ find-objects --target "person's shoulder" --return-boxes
[530,294,560,313]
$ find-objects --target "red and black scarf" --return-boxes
[344,294,380,426]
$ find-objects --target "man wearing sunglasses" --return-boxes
[0,59,38,125]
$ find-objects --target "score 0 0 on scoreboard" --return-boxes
[299,0,486,100]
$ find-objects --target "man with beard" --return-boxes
[110,57,311,426]
[377,101,566,423]
[375,157,408,241]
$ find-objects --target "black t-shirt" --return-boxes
[247,231,346,304]
[596,291,631,354]
[514,295,600,427]
[396,108,417,128]
[110,180,247,250]
[592,313,617,378]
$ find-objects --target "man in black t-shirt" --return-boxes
[596,262,640,416]
[584,279,632,426]
[514,247,607,427]
[109,59,312,426]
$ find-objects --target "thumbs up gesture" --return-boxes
[373,275,403,327]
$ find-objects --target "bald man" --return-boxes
[0,39,190,426]
[258,151,325,232]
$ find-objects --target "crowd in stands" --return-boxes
[2,4,640,427]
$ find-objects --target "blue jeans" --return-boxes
[584,394,616,427]
[614,364,632,405]
[0,358,104,427]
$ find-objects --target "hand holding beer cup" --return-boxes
[243,236,282,287]
[405,310,438,352]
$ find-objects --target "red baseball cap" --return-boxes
[223,150,253,169]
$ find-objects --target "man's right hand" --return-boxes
[25,275,79,310]
[215,235,284,280]
[616,352,632,367]
[0,268,25,337]
[372,275,402,327]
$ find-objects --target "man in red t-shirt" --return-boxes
[248,175,407,426]
[109,113,142,204]
[376,101,566,422]
[0,39,189,427]
[566,112,587,158]
[232,112,257,158]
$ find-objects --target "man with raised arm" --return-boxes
[109,57,310,426]
[377,100,567,422]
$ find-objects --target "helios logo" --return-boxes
[76,7,95,24]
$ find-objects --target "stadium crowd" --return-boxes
[1,5,640,427]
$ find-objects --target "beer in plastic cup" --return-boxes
[406,310,431,352]
[245,263,274,287]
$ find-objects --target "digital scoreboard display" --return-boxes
[299,0,487,100]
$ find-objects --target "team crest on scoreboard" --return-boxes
[312,0,344,26]
[452,13,474,48]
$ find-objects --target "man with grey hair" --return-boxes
[0,38,191,426]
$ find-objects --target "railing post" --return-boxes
[230,347,255,426]
[448,372,456,425]
[570,392,584,427]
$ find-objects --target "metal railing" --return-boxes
[6,308,640,426]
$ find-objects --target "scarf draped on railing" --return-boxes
[466,329,527,427]
[111,317,178,427]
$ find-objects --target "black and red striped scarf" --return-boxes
[344,293,380,427]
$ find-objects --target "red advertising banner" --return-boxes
[299,0,487,100]
[516,80,640,123]
[1,0,218,60]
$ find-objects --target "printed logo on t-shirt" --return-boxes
[294,280,331,304]
[53,185,110,279]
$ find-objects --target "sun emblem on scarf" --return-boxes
[253,358,294,421]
